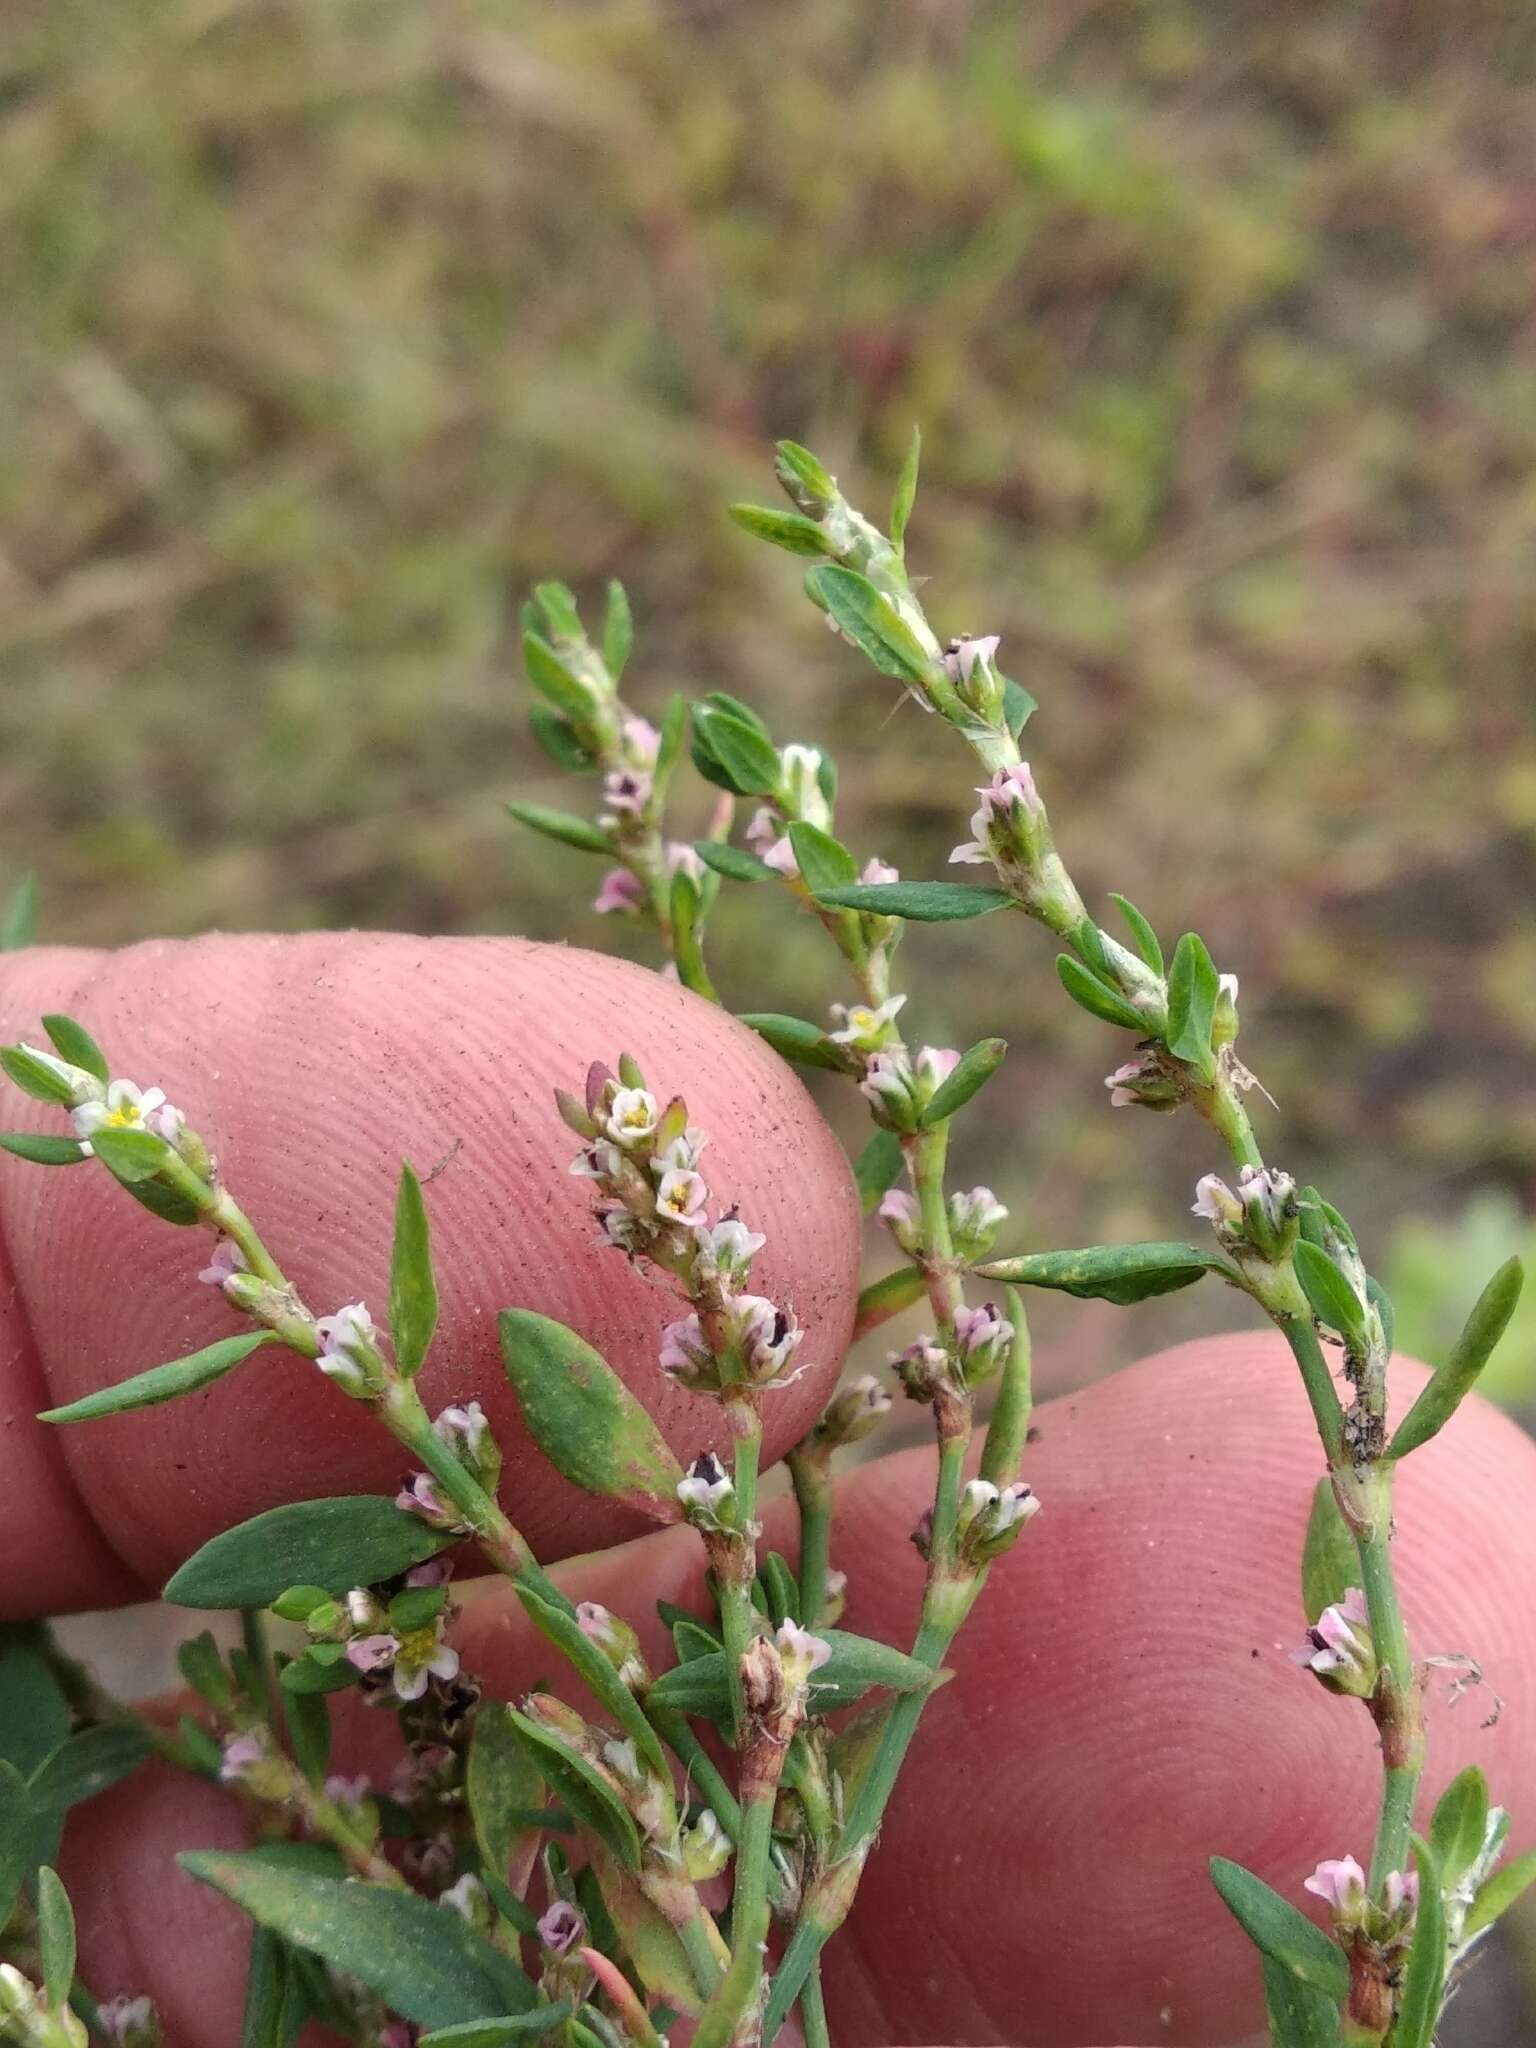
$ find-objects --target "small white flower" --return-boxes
[775,1618,833,1682]
[916,1045,961,1090]
[656,1124,709,1172]
[569,1139,622,1180]
[655,1165,709,1229]
[695,1215,766,1283]
[1219,972,1240,1006]
[994,1482,1041,1533]
[676,1451,734,1517]
[440,1873,487,1922]
[433,1401,490,1462]
[941,634,1001,688]
[861,856,899,885]
[1191,1174,1241,1226]
[315,1301,379,1393]
[827,994,907,1049]
[73,1077,177,1144]
[605,1087,659,1146]
[877,1187,922,1253]
[779,743,832,829]
[735,1295,803,1385]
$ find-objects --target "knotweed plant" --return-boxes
[0,441,1530,2048]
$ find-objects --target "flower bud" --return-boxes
[314,1301,384,1400]
[395,1472,466,1533]
[890,1337,949,1405]
[439,1873,494,1934]
[694,1216,766,1287]
[676,1452,735,1526]
[1211,972,1240,1050]
[813,1375,891,1450]
[432,1400,502,1492]
[1104,1048,1183,1112]
[98,1996,163,2048]
[735,1295,804,1387]
[821,1569,848,1624]
[682,1807,734,1881]
[1294,1587,1377,1698]
[659,1313,721,1392]
[858,1050,918,1131]
[948,1185,1008,1258]
[952,1300,1014,1386]
[537,1900,586,1956]
[957,1479,1041,1562]
[949,763,1043,868]
[778,743,832,830]
[1303,1855,1369,1929]
[576,1602,650,1690]
[877,1187,922,1255]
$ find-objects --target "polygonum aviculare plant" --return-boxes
[0,438,1528,2048]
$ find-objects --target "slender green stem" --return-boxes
[718,1418,763,1751]
[1355,1500,1423,1889]
[673,1904,729,2003]
[789,1449,834,1629]
[799,1966,831,2048]
[695,1783,777,2048]
[646,1704,742,1839]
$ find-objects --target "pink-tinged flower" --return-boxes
[657,1122,709,1171]
[433,1401,490,1463]
[346,1633,400,1675]
[323,1774,371,1811]
[735,1295,804,1385]
[995,1481,1041,1533]
[659,1313,717,1389]
[391,1625,460,1702]
[569,1138,622,1180]
[828,994,907,1049]
[218,1732,269,1784]
[761,834,798,876]
[960,1479,1041,1558]
[916,1045,961,1090]
[621,714,661,766]
[878,1187,922,1254]
[677,1451,734,1519]
[391,1743,455,1803]
[911,1507,935,1555]
[953,1299,1014,1370]
[1304,1855,1369,1922]
[655,1166,709,1230]
[859,1049,915,1119]
[405,1557,453,1590]
[601,766,652,818]
[1191,1173,1241,1226]
[1294,1587,1374,1686]
[779,743,832,828]
[890,1337,948,1402]
[1103,1051,1181,1112]
[776,1619,833,1684]
[538,1900,586,1955]
[666,841,706,884]
[593,868,644,917]
[97,1997,161,2047]
[1105,1059,1144,1107]
[1383,1868,1420,1921]
[197,1238,248,1290]
[604,1086,659,1147]
[744,806,782,859]
[861,856,899,885]
[396,1472,460,1530]
[941,634,1002,688]
[315,1301,379,1394]
[949,1185,1008,1253]
[950,763,1041,864]
[694,1216,766,1283]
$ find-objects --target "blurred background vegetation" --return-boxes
[4,1,1536,2030]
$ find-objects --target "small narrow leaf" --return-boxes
[588,1849,701,2016]
[504,804,611,855]
[1,1045,78,1106]
[88,1125,171,1183]
[669,870,716,1002]
[1260,1954,1342,2048]
[0,875,38,952]
[977,1242,1225,1306]
[0,1134,88,1165]
[281,1681,331,1786]
[775,439,838,519]
[922,1037,1007,1125]
[853,1127,906,1212]
[521,631,591,722]
[528,707,593,773]
[694,842,774,884]
[0,1761,40,1923]
[1300,1479,1359,1625]
[240,1926,306,2048]
[1390,1837,1446,2048]
[36,1866,75,2008]
[1109,894,1164,977]
[420,2012,573,2046]
[786,822,857,895]
[29,1724,153,1813]
[389,1163,439,1379]
[854,1264,928,1336]
[506,1712,642,1872]
[533,581,583,641]
[1002,677,1036,736]
[737,1013,848,1073]
[1430,1767,1490,1888]
[165,1496,455,1609]
[805,565,933,686]
[41,1015,109,1085]
[1208,1858,1350,2000]
[499,1310,682,1521]
[1464,1849,1536,1940]
[889,426,920,549]
[601,581,633,679]
[512,1584,668,1779]
[727,505,828,557]
[978,1290,1032,1489]
[180,1852,535,2024]
[1390,1256,1525,1460]
[467,1703,545,1929]
[813,880,1012,923]
[1164,933,1220,1071]
[39,1332,276,1426]
[689,705,781,798]
[645,1629,937,1726]
[1293,1240,1368,1346]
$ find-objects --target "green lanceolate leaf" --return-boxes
[1299,1479,1359,1625]
[1465,1849,1536,1940]
[694,841,775,884]
[420,2013,573,2047]
[646,1630,937,1728]
[728,504,829,557]
[814,880,1012,922]
[853,1127,906,1212]
[41,1015,108,1085]
[755,1552,801,1629]
[1,1045,79,1106]
[1391,1837,1446,2048]
[922,1037,1007,1125]
[533,581,583,642]
[241,1926,307,2048]
[775,439,838,519]
[976,1241,1225,1305]
[528,706,594,774]
[602,580,633,679]
[0,875,38,952]
[499,1310,682,1521]
[512,1584,668,1779]
[89,1125,172,1184]
[280,1682,331,1787]
[0,1636,71,1778]
[1292,1240,1368,1347]
[0,1761,42,1923]
[467,1703,544,1929]
[521,631,591,722]
[389,1162,439,1379]
[1208,1858,1350,2000]
[978,1290,1032,1489]
[0,1133,88,1165]
[889,426,920,550]
[1390,1256,1525,1460]
[588,1849,702,2015]
[506,1712,642,1872]
[504,804,611,855]
[38,1332,277,1425]
[1430,1767,1490,1888]
[36,1866,75,2008]
[1001,676,1037,737]
[1164,932,1220,1072]
[180,1852,536,2025]
[164,1496,455,1609]
[1260,1954,1341,2048]
[786,821,856,895]
[689,704,781,798]
[805,565,933,686]
[669,869,716,1002]
[737,1013,848,1073]
[1109,894,1164,977]
[855,1264,928,1333]
[30,1723,153,1813]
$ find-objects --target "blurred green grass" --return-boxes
[3,0,1536,1389]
